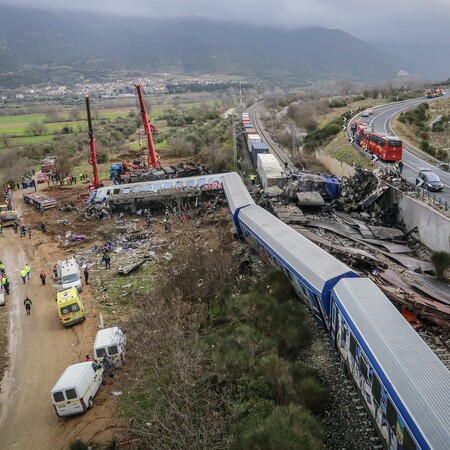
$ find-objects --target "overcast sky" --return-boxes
[0,0,449,44]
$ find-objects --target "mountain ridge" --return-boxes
[0,6,410,88]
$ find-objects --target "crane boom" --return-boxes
[136,83,159,169]
[85,95,100,190]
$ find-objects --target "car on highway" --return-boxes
[37,173,48,184]
[416,169,444,192]
[361,110,370,117]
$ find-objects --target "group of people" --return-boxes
[19,264,31,284]
[10,221,46,237]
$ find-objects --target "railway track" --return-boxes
[248,103,290,168]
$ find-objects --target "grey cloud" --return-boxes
[0,0,449,44]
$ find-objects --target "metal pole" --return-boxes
[232,119,237,171]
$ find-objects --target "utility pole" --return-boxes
[232,118,237,171]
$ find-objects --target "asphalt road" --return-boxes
[360,96,450,204]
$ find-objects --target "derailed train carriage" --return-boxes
[223,171,450,450]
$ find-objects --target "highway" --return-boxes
[359,95,450,204]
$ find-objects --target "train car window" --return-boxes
[132,186,140,192]
[386,398,397,430]
[372,374,382,404]
[113,188,120,195]
[403,427,417,450]
[340,324,347,347]
[285,269,293,282]
[349,334,357,358]
[359,356,368,380]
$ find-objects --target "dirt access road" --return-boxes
[0,191,126,449]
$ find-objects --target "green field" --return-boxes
[0,97,220,149]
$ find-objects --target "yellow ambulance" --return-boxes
[57,287,85,327]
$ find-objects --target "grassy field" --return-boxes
[0,99,216,148]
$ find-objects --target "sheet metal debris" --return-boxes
[361,239,411,254]
[367,225,405,240]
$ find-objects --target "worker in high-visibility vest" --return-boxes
[250,174,257,186]
[20,268,27,284]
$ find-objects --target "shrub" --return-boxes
[420,140,429,151]
[96,151,109,164]
[230,405,325,450]
[430,251,450,279]
[329,100,347,108]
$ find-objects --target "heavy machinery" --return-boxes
[85,95,100,190]
[136,83,159,169]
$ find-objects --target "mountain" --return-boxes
[0,6,408,88]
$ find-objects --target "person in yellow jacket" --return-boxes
[0,261,5,275]
[20,268,27,284]
[24,264,31,280]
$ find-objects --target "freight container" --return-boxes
[244,124,254,129]
[256,154,287,189]
[246,134,262,151]
[245,128,256,135]
[251,142,270,164]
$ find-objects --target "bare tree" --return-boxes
[68,108,81,121]
[337,80,352,96]
[25,121,47,136]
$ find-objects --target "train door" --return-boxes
[330,302,338,348]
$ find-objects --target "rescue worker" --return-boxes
[85,354,91,362]
[83,266,89,285]
[40,222,46,233]
[103,254,111,270]
[3,277,10,295]
[20,268,27,284]
[250,173,257,185]
[13,221,18,234]
[28,226,32,239]
[0,223,3,237]
[24,264,31,280]
[23,296,32,315]
[398,160,404,174]
[0,261,5,275]
[39,269,46,286]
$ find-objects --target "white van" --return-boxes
[56,258,83,292]
[94,327,126,367]
[51,361,103,417]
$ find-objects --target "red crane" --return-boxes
[85,95,100,190]
[136,83,159,169]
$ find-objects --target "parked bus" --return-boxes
[363,132,402,161]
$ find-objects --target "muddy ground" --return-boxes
[0,184,130,449]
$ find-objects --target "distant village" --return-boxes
[0,74,234,102]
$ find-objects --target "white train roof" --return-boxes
[333,277,450,449]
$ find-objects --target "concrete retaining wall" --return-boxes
[398,194,450,253]
[315,150,355,178]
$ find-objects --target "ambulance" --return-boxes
[57,287,85,327]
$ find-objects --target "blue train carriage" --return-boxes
[236,204,358,327]
[331,278,450,450]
